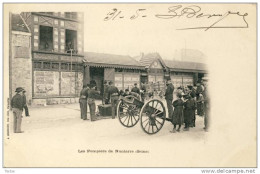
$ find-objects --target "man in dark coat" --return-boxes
[203,82,210,132]
[103,81,109,104]
[106,81,112,103]
[87,84,100,121]
[140,82,146,102]
[165,80,174,119]
[131,83,140,95]
[79,85,89,120]
[196,82,203,98]
[11,87,25,133]
[108,81,119,119]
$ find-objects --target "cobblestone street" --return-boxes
[4,101,209,167]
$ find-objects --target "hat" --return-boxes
[89,83,96,88]
[15,87,24,92]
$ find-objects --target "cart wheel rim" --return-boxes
[140,99,166,134]
[117,100,140,128]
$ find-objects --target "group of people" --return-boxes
[79,80,121,121]
[11,87,30,133]
[79,80,100,121]
[82,78,209,133]
[164,79,210,133]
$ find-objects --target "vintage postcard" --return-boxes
[2,3,257,168]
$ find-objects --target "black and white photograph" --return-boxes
[2,2,257,172]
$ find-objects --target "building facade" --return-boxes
[20,12,84,105]
[10,13,207,105]
[10,14,32,104]
[83,52,145,97]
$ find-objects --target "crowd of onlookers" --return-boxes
[168,81,210,133]
[78,78,210,132]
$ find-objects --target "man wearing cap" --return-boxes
[108,81,119,119]
[87,84,100,121]
[103,81,109,104]
[11,87,25,133]
[79,85,89,120]
[131,83,140,95]
[165,79,174,119]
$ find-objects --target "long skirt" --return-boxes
[184,108,193,125]
[172,106,184,125]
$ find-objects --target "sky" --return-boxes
[82,3,252,61]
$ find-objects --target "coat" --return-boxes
[165,83,174,100]
[172,99,184,125]
[183,98,196,124]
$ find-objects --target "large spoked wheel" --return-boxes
[140,99,166,134]
[117,96,140,128]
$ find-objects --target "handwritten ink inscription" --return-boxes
[104,5,249,31]
[104,8,147,21]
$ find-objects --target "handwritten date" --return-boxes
[104,5,249,31]
[104,8,147,21]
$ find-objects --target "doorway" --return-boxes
[90,67,104,98]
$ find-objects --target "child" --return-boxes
[183,95,196,131]
[170,93,184,133]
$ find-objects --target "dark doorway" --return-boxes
[198,73,204,83]
[90,67,104,98]
[141,75,148,84]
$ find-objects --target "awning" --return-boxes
[84,62,145,70]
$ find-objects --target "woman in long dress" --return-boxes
[170,93,184,133]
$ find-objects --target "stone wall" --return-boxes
[11,32,32,104]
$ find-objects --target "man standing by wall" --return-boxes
[165,79,174,119]
[108,81,119,119]
[79,85,89,120]
[11,87,25,133]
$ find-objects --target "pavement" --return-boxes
[4,99,209,167]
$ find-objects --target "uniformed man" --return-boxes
[87,84,100,121]
[108,81,119,119]
[196,82,203,98]
[140,82,147,102]
[11,87,25,133]
[79,85,89,120]
[103,81,109,104]
[131,83,140,95]
[106,81,112,103]
[165,79,174,119]
[22,90,30,117]
[202,80,210,132]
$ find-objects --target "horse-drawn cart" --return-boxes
[117,95,171,135]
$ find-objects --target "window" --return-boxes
[65,29,77,53]
[72,64,83,71]
[61,63,69,70]
[39,25,53,51]
[65,12,77,20]
[43,62,51,69]
[115,68,123,72]
[51,63,59,70]
[34,62,42,69]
